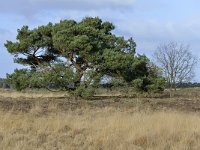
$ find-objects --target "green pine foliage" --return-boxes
[6,69,30,91]
[4,17,165,97]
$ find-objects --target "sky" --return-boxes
[1,0,200,81]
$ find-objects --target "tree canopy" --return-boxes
[154,42,197,92]
[5,17,165,96]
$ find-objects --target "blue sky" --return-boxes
[1,0,200,81]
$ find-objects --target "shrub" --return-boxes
[72,85,95,98]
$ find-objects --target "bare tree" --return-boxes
[154,42,198,96]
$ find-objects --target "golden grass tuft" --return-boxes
[0,89,69,98]
[0,107,200,150]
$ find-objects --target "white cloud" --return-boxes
[112,18,200,66]
[117,19,200,43]
[31,0,135,7]
[0,0,136,17]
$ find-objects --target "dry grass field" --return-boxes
[1,88,200,150]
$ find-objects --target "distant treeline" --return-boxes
[1,77,200,90]
[176,82,200,88]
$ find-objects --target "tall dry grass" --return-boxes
[0,106,200,150]
[0,89,69,98]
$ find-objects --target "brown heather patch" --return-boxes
[0,108,200,149]
[0,88,200,149]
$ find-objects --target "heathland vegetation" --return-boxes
[1,17,200,149]
[0,89,200,149]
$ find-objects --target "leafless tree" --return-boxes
[154,42,198,96]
